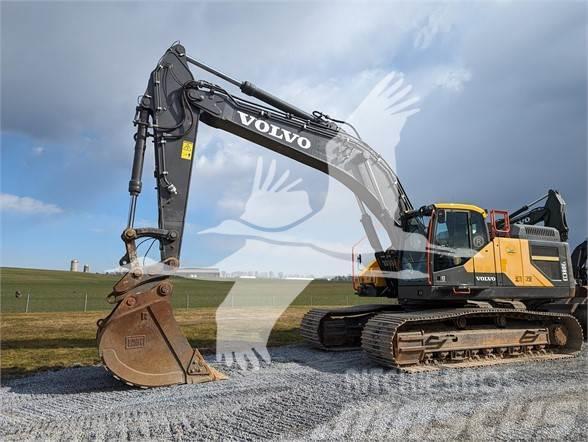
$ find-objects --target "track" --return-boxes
[300,304,399,350]
[303,305,584,372]
[1,346,586,440]
[362,309,584,371]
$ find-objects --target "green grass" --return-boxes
[0,307,311,379]
[0,267,388,313]
[0,267,394,378]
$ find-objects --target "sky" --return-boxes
[1,1,586,275]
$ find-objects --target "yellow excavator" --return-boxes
[97,43,585,387]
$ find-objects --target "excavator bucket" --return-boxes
[97,270,225,387]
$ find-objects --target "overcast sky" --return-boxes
[1,1,586,274]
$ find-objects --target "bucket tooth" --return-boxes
[97,275,225,387]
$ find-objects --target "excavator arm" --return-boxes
[507,189,569,241]
[97,43,413,387]
[126,44,412,263]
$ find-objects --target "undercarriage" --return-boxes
[301,302,584,372]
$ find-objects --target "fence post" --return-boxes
[186,292,189,309]
[84,292,88,312]
[25,292,30,313]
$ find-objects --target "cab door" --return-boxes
[431,209,476,287]
[469,211,498,286]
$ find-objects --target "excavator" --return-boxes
[97,43,585,387]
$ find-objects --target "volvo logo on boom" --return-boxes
[237,111,311,150]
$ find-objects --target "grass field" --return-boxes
[1,267,380,313]
[1,267,392,379]
[0,307,312,379]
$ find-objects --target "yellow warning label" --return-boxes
[181,140,194,160]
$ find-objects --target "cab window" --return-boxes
[433,210,472,271]
[400,215,430,278]
[470,212,489,250]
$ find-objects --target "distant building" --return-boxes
[83,264,90,273]
[70,259,79,272]
[178,268,221,279]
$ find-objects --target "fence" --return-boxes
[1,280,394,314]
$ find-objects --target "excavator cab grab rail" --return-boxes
[490,209,510,238]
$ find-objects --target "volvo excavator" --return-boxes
[97,43,585,387]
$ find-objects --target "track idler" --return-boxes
[96,268,225,387]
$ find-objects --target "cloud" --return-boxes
[217,197,246,215]
[397,1,587,247]
[32,146,45,156]
[0,2,490,218]
[0,193,63,215]
[194,139,257,178]
[434,66,472,92]
[413,7,457,50]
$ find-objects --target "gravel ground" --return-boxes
[1,346,586,441]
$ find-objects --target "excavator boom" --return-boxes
[97,43,413,387]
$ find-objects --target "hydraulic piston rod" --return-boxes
[186,55,317,121]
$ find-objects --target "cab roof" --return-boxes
[433,203,487,218]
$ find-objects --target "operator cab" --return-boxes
[430,203,489,272]
[397,203,491,290]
